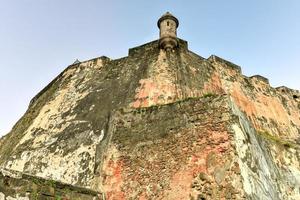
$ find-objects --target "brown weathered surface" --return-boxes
[208,55,300,140]
[100,96,245,199]
[0,37,299,199]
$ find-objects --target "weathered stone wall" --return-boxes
[99,95,245,199]
[208,55,300,141]
[0,40,164,188]
[230,101,300,200]
[0,38,299,199]
[96,95,300,199]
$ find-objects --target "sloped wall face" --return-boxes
[131,42,224,108]
[0,38,299,199]
[99,96,246,199]
[98,96,300,200]
[0,39,222,189]
[0,41,163,188]
[209,57,300,199]
[206,57,300,199]
[230,99,300,200]
[1,95,299,199]
[208,56,300,141]
[1,61,102,187]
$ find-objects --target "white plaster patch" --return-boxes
[0,169,21,179]
[89,104,95,111]
[3,62,102,187]
[28,143,97,187]
[0,192,5,200]
[16,63,95,149]
[5,152,29,172]
[229,98,300,200]
[98,130,105,143]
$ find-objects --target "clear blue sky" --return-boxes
[0,0,299,137]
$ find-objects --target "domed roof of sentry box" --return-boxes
[157,12,179,28]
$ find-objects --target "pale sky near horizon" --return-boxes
[0,0,299,137]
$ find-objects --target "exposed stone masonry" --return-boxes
[0,13,299,200]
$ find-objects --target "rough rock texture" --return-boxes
[0,169,101,200]
[0,38,299,199]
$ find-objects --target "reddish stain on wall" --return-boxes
[103,159,126,200]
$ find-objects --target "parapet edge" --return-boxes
[208,55,242,73]
[29,56,111,107]
[276,86,300,99]
[128,38,188,57]
[250,75,270,85]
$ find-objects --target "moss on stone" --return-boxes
[202,92,217,98]
[257,130,297,148]
[0,170,100,199]
[133,96,202,113]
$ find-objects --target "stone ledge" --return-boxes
[276,86,300,101]
[276,86,299,93]
[208,55,242,73]
[0,169,102,200]
[128,38,188,57]
[250,75,270,85]
[70,56,111,68]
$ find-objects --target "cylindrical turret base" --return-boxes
[159,36,178,50]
